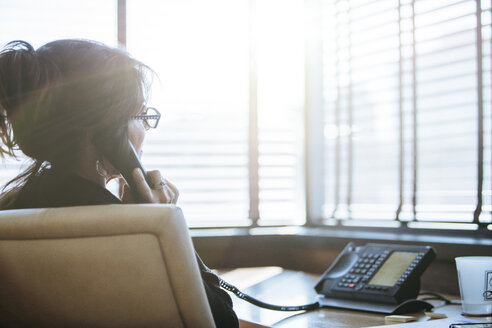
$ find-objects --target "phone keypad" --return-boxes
[348,250,390,280]
[336,250,426,291]
[338,250,391,290]
[337,274,362,288]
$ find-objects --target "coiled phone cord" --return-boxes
[218,277,320,312]
[197,253,320,312]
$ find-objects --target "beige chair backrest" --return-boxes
[0,204,215,328]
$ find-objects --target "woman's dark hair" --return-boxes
[0,39,152,189]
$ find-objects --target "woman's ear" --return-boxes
[85,131,119,179]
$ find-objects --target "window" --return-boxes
[322,0,491,230]
[0,0,306,227]
[0,0,490,232]
[0,0,117,48]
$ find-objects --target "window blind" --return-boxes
[256,0,306,225]
[323,0,491,229]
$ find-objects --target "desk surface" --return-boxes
[219,267,492,328]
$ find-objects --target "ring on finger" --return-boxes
[150,180,166,190]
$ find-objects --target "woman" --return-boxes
[0,39,239,328]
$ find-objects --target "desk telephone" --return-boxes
[103,136,436,314]
[217,242,436,314]
[315,242,436,303]
[314,242,436,313]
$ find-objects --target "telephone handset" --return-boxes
[113,140,148,191]
[98,131,150,201]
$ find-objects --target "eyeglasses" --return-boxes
[132,107,161,130]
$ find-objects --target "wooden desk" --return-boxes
[219,267,492,328]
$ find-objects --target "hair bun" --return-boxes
[0,40,43,114]
[0,40,58,159]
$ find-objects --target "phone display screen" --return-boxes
[368,252,418,286]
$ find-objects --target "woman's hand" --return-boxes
[121,168,179,204]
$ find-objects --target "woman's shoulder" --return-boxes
[0,170,121,210]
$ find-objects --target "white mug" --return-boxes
[455,256,492,316]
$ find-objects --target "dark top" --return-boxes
[1,169,239,328]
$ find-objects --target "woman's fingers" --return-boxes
[146,170,167,202]
[132,168,154,202]
[167,179,179,203]
[161,178,179,204]
[147,170,178,204]
[131,168,179,204]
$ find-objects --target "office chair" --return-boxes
[0,204,215,328]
